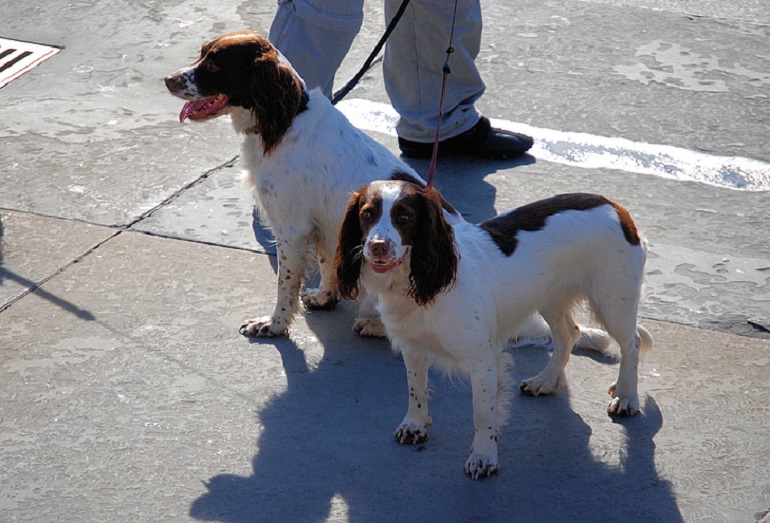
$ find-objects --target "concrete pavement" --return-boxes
[1,1,769,521]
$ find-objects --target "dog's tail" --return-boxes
[575,326,611,353]
[511,315,612,353]
[574,323,653,362]
[637,324,653,363]
[511,316,653,362]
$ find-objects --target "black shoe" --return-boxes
[398,116,534,160]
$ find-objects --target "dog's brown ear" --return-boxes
[408,187,458,306]
[249,52,304,154]
[335,192,365,300]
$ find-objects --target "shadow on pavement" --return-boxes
[0,214,95,320]
[189,305,681,522]
[405,153,537,222]
[197,153,681,520]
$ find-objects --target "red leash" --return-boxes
[426,56,451,189]
[426,1,459,189]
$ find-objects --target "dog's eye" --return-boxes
[396,213,413,225]
[204,59,219,72]
[360,210,373,223]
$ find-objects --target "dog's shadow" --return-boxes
[190,304,682,522]
[196,154,682,520]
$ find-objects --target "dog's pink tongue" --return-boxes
[178,94,230,123]
[179,100,205,123]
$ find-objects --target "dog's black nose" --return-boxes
[369,239,391,258]
[164,75,181,92]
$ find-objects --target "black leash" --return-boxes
[331,0,412,105]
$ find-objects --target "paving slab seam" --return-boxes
[126,228,272,256]
[0,206,117,231]
[122,155,241,230]
[571,0,770,27]
[0,156,239,233]
[638,313,770,341]
[0,226,121,316]
[0,156,241,316]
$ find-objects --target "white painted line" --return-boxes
[337,98,770,192]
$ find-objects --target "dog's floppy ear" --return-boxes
[335,192,365,301]
[248,52,304,154]
[408,187,458,306]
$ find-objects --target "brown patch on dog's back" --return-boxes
[609,202,641,246]
[480,193,638,256]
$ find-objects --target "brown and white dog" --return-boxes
[335,178,653,478]
[165,30,423,337]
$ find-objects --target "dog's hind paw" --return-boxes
[394,423,428,445]
[239,316,288,337]
[301,288,339,310]
[353,318,387,338]
[464,453,499,480]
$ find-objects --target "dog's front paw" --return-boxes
[607,382,640,416]
[239,316,288,337]
[464,452,499,480]
[353,318,387,338]
[519,371,566,396]
[394,422,429,445]
[301,288,339,310]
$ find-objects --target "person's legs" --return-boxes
[383,0,483,142]
[383,0,533,159]
[269,0,364,98]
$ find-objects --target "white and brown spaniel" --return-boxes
[335,178,653,478]
[165,30,423,337]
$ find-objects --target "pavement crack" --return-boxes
[129,228,273,255]
[124,155,239,230]
[0,156,240,316]
[0,228,121,316]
